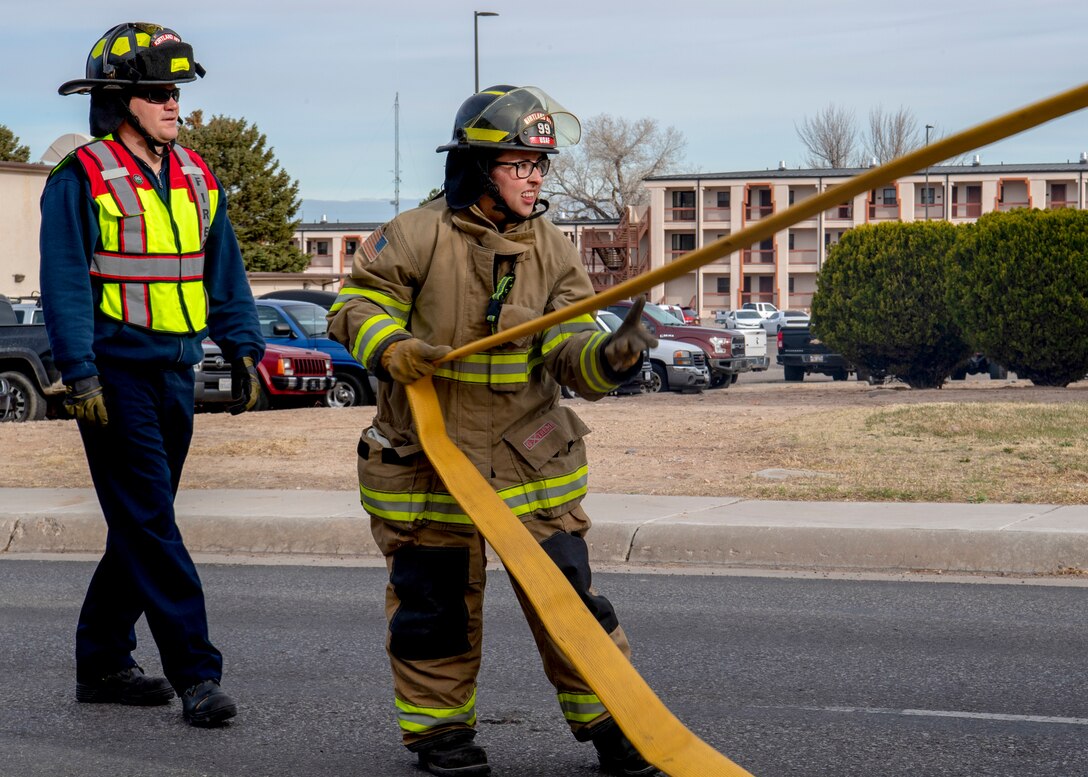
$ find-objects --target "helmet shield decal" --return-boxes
[438,86,581,153]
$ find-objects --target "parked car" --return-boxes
[718,309,765,331]
[10,300,44,324]
[194,340,335,411]
[741,301,780,319]
[680,307,700,326]
[950,353,1009,380]
[0,296,63,421]
[254,298,376,407]
[762,309,811,334]
[597,310,707,393]
[606,300,749,388]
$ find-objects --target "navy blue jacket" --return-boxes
[39,146,264,383]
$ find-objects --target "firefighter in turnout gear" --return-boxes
[327,86,659,776]
[39,22,263,727]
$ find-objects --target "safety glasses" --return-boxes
[132,87,181,105]
[492,157,551,179]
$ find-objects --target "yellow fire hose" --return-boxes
[404,82,1088,776]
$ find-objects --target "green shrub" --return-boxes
[811,221,968,388]
[946,209,1088,387]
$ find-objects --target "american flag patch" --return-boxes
[360,228,387,263]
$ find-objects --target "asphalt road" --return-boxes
[2,559,1085,777]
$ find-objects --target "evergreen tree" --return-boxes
[811,222,968,388]
[0,124,31,162]
[179,111,309,272]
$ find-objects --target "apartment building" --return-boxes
[259,219,382,295]
[635,158,1088,318]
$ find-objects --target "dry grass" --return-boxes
[2,382,1086,505]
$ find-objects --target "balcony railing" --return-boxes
[868,203,899,220]
[825,204,853,221]
[665,207,696,222]
[996,200,1030,212]
[951,203,982,218]
[914,203,942,219]
[742,248,775,264]
[788,249,818,266]
[741,291,776,305]
[702,206,730,222]
[745,204,773,221]
[1049,199,1077,210]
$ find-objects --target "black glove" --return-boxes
[64,376,108,428]
[228,355,261,415]
[604,299,658,371]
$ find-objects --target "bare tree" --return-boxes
[864,105,921,165]
[795,104,859,168]
[544,115,685,219]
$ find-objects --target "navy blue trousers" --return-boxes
[75,360,222,692]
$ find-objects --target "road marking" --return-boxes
[756,705,1088,726]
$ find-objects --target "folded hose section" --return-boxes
[405,83,1088,776]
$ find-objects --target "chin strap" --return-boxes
[123,110,173,159]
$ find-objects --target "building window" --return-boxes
[882,187,897,204]
[716,191,730,208]
[920,187,935,205]
[788,190,795,206]
[672,190,695,221]
[671,233,695,252]
[787,233,795,250]
[716,277,730,294]
[344,239,358,255]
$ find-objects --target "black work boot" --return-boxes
[76,665,175,706]
[414,730,490,776]
[589,719,658,776]
[181,679,237,727]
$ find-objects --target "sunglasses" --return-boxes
[132,87,181,105]
[492,157,551,179]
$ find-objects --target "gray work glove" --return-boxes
[604,298,658,371]
[381,339,453,384]
[228,355,261,415]
[64,376,108,428]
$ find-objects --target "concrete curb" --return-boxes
[2,488,1086,575]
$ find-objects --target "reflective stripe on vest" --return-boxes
[74,138,219,334]
[395,688,477,734]
[557,691,608,724]
[361,464,589,525]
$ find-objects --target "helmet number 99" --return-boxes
[536,122,552,137]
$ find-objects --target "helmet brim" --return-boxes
[58,74,198,96]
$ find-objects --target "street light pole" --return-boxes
[924,124,934,220]
[474,11,498,93]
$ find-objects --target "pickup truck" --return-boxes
[596,310,707,393]
[606,300,750,388]
[0,297,63,421]
[776,323,856,382]
[255,298,377,407]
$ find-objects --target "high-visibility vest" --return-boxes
[72,137,220,334]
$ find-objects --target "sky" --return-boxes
[5,0,1088,221]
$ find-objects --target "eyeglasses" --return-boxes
[492,157,551,179]
[131,87,180,105]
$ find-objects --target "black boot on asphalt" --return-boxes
[415,730,491,776]
[75,665,175,706]
[181,679,237,727]
[589,719,658,776]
